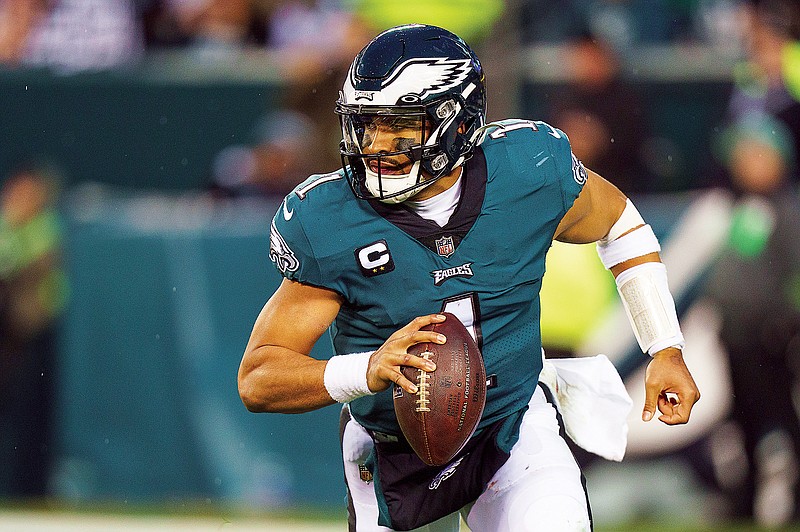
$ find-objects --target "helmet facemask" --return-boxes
[338,95,479,203]
[339,109,430,203]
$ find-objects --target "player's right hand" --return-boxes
[366,314,445,395]
[642,347,700,425]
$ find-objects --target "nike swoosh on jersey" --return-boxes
[283,200,294,221]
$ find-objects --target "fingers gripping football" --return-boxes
[366,314,444,394]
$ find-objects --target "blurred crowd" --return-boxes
[0,0,796,196]
[0,0,800,529]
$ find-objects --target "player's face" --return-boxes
[358,115,425,175]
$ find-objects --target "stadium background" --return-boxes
[0,0,798,530]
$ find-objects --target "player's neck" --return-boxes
[410,166,463,202]
[405,169,463,227]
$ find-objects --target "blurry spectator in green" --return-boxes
[727,0,800,170]
[704,112,800,527]
[0,163,68,498]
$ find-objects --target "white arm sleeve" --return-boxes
[596,199,685,355]
[615,262,685,355]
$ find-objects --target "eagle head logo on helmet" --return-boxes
[335,24,487,204]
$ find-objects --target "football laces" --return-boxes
[415,350,433,413]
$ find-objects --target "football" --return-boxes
[393,313,486,466]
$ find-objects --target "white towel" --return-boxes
[539,355,632,462]
[342,410,374,463]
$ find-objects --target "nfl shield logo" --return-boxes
[359,464,373,483]
[436,235,455,258]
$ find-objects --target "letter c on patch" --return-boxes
[355,240,395,278]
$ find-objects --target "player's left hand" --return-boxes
[642,347,700,425]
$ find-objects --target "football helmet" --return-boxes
[336,24,487,203]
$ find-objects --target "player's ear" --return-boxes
[457,123,467,134]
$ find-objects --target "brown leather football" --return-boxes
[393,312,486,466]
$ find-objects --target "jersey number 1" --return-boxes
[441,293,482,350]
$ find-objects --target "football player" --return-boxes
[239,24,700,531]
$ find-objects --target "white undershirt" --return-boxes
[405,173,463,227]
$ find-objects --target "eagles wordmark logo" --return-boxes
[431,263,474,286]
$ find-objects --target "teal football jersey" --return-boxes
[269,120,586,435]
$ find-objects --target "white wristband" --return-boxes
[615,262,685,356]
[324,351,375,403]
